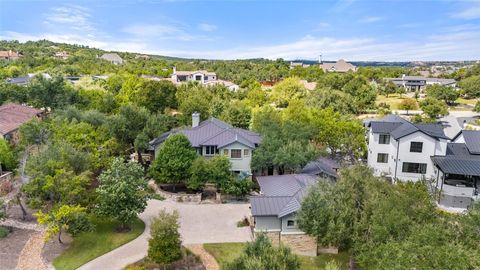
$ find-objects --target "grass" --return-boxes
[376,94,407,110]
[203,242,350,270]
[53,217,145,270]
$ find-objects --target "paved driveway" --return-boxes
[78,199,252,270]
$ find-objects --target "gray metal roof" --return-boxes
[301,157,340,178]
[462,130,480,154]
[149,118,261,150]
[432,156,480,176]
[446,143,472,156]
[251,174,318,217]
[369,114,449,140]
[7,76,30,85]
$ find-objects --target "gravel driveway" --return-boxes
[78,199,252,270]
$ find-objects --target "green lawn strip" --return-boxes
[53,217,145,270]
[203,242,350,270]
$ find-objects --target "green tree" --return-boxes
[35,204,92,243]
[147,210,182,266]
[419,97,449,119]
[425,84,459,104]
[274,141,318,173]
[221,100,251,129]
[0,138,17,171]
[381,81,397,98]
[96,158,148,230]
[27,75,78,110]
[225,234,300,270]
[460,75,480,98]
[474,101,480,112]
[134,80,177,113]
[149,134,197,188]
[399,98,418,115]
[187,157,210,190]
[270,77,307,108]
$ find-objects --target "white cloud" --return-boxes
[453,2,480,19]
[359,16,383,23]
[313,22,331,31]
[44,5,94,33]
[198,23,217,32]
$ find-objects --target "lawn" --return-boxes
[203,242,350,270]
[376,94,407,110]
[53,217,145,270]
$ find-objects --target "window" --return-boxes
[243,149,250,157]
[287,220,295,227]
[230,149,242,158]
[410,142,423,153]
[379,134,390,144]
[377,153,388,163]
[205,146,217,155]
[223,149,229,156]
[195,75,202,81]
[402,162,427,174]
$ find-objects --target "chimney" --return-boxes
[173,66,177,74]
[192,112,200,128]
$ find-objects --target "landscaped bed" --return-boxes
[52,217,145,270]
[203,242,350,270]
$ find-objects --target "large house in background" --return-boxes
[99,53,124,65]
[0,103,43,144]
[320,59,356,73]
[149,113,261,174]
[432,130,480,209]
[170,68,240,91]
[386,75,456,92]
[0,50,22,60]
[367,115,449,182]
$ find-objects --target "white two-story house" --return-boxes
[367,115,449,182]
[149,113,261,174]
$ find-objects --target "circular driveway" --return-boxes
[78,199,252,270]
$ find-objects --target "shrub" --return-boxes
[148,210,182,265]
[0,226,8,238]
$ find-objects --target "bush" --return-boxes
[474,101,480,112]
[148,210,182,265]
[0,226,8,238]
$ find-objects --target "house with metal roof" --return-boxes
[386,75,456,92]
[367,115,449,182]
[99,53,124,65]
[431,130,480,209]
[149,113,261,174]
[250,174,320,256]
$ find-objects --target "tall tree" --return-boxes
[419,97,448,119]
[149,134,197,188]
[147,210,182,265]
[96,158,148,230]
[425,84,459,105]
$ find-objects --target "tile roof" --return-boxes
[0,103,42,135]
[251,174,318,217]
[369,114,449,140]
[149,117,261,150]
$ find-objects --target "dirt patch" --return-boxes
[0,228,35,270]
[42,234,72,265]
[6,203,37,222]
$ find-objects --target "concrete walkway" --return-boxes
[77,199,251,270]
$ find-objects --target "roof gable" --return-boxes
[462,130,480,154]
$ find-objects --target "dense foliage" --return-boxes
[297,165,480,269]
[147,210,182,265]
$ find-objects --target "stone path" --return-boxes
[0,219,43,232]
[186,244,220,270]
[16,231,49,270]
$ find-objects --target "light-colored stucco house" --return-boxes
[367,115,449,182]
[99,53,124,65]
[320,59,356,73]
[171,67,240,91]
[431,130,480,209]
[0,103,43,144]
[149,113,261,174]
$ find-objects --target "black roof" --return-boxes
[369,115,449,140]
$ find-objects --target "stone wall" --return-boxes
[254,232,317,256]
[281,233,318,256]
[148,180,202,204]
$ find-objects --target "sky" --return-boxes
[0,0,480,61]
